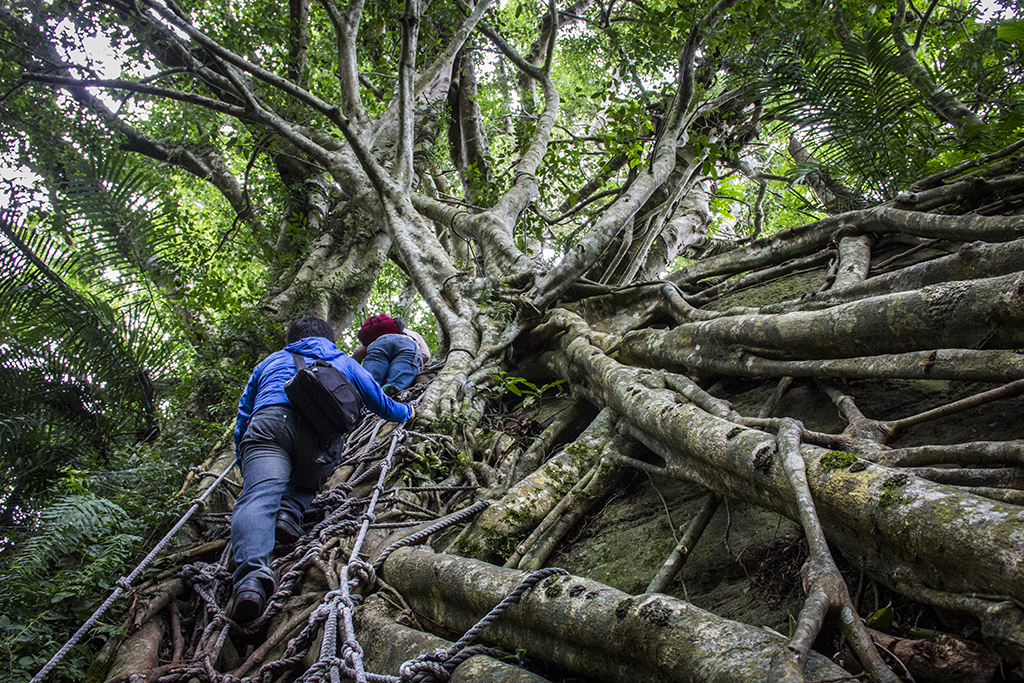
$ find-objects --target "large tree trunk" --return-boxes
[11,1,1024,682]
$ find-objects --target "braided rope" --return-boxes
[283,424,407,683]
[448,566,567,653]
[391,485,479,493]
[76,411,548,683]
[337,428,406,682]
[372,500,489,573]
[397,567,568,682]
[30,459,238,683]
[383,495,439,517]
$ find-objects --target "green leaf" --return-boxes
[865,602,894,632]
[997,21,1024,44]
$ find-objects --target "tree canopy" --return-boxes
[2,0,1024,680]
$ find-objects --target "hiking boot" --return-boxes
[382,384,399,398]
[229,574,268,624]
[275,509,303,546]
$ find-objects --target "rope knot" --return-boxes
[399,650,450,683]
[115,576,132,591]
[349,559,375,586]
[341,638,366,667]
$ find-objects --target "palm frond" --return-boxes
[757,28,939,199]
[0,171,189,490]
[57,154,184,307]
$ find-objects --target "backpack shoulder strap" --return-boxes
[290,352,307,370]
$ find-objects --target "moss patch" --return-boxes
[820,451,858,472]
[544,578,565,598]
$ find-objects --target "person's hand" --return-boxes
[406,405,416,425]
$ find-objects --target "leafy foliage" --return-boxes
[485,372,567,411]
[0,0,1022,678]
[0,435,203,682]
[0,152,256,680]
[0,186,181,492]
[761,29,940,200]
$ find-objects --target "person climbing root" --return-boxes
[230,317,414,624]
[352,314,431,396]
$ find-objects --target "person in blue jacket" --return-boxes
[230,317,414,624]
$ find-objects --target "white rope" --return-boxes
[30,458,238,683]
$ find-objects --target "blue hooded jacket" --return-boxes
[234,336,413,454]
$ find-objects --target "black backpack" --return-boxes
[283,353,364,441]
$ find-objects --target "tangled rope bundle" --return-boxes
[153,419,550,683]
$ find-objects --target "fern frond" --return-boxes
[15,493,129,575]
[58,154,184,307]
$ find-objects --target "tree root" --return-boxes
[453,408,625,562]
[358,595,556,682]
[515,455,623,570]
[230,594,323,678]
[771,418,898,683]
[905,466,1024,490]
[646,490,720,594]
[759,376,794,418]
[381,546,850,683]
[818,381,891,445]
[877,440,1024,467]
[104,618,165,683]
[512,400,590,481]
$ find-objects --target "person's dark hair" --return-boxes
[393,317,406,333]
[287,318,336,344]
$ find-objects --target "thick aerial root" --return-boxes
[453,408,630,562]
[551,309,1024,606]
[510,455,623,570]
[619,272,1024,384]
[104,619,164,683]
[512,400,590,481]
[128,579,185,631]
[878,440,1024,467]
[357,595,556,682]
[832,234,873,289]
[381,546,850,683]
[683,250,835,308]
[771,419,898,683]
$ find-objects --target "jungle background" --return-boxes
[2,0,1024,679]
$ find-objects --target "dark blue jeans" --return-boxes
[362,334,419,391]
[231,406,318,592]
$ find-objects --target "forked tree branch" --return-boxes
[527,0,740,309]
[316,0,368,122]
[140,0,348,128]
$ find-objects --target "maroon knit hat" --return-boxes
[358,314,400,345]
